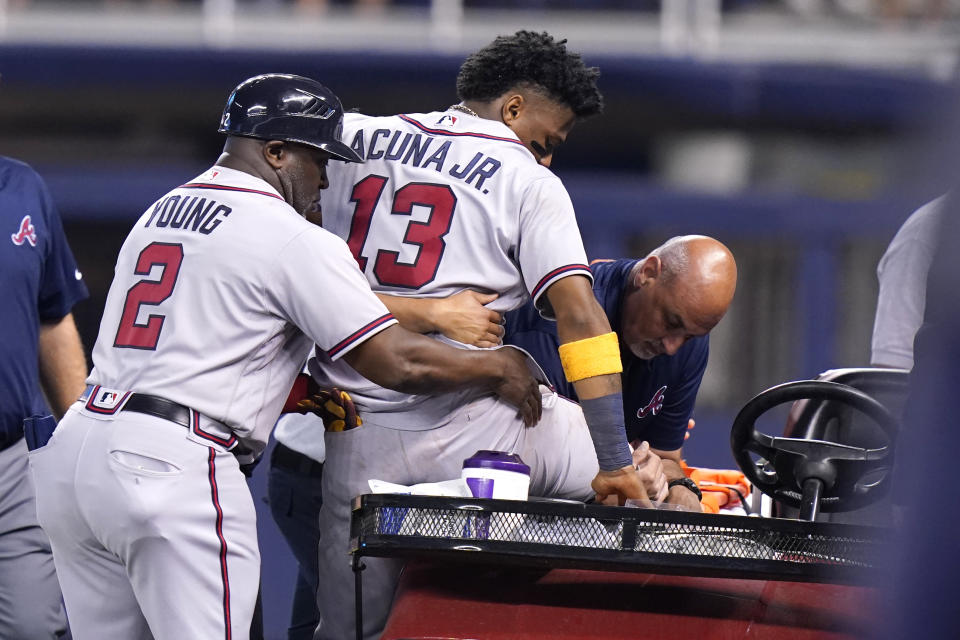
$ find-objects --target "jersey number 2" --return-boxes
[346,175,456,289]
[114,242,184,350]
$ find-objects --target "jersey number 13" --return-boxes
[345,175,456,289]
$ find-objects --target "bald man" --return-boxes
[505,235,738,511]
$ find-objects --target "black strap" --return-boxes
[123,394,192,429]
[668,477,703,501]
[80,385,250,459]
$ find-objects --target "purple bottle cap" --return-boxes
[462,450,530,475]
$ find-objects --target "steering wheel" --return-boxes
[730,380,898,518]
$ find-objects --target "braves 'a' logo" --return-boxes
[11,215,37,247]
[637,385,667,419]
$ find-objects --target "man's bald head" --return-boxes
[620,235,737,360]
[655,235,737,327]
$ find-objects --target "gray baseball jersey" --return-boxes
[315,110,592,430]
[30,166,397,640]
[89,166,397,454]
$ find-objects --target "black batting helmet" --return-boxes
[219,73,362,163]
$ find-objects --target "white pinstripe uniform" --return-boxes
[28,166,397,640]
[312,110,602,639]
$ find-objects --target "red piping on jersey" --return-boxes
[192,410,237,449]
[207,448,232,640]
[398,115,525,146]
[327,313,396,358]
[180,183,284,201]
[531,264,592,300]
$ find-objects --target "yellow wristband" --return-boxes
[558,332,623,383]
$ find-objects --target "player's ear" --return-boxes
[636,256,662,287]
[263,141,286,170]
[501,94,525,125]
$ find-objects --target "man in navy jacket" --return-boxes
[505,235,737,511]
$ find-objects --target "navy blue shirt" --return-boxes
[504,259,708,452]
[0,157,88,447]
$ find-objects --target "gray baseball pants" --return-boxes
[0,437,68,639]
[314,388,598,640]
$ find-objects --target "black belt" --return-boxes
[122,394,192,429]
[80,386,240,449]
[80,386,193,429]
[79,386,261,475]
[271,442,324,477]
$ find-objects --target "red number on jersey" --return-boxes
[345,177,457,289]
[114,242,184,350]
[346,175,388,272]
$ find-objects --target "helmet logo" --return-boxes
[285,88,337,120]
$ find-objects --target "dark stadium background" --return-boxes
[2,2,956,635]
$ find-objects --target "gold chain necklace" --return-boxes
[448,104,479,118]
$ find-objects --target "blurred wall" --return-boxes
[4,41,952,458]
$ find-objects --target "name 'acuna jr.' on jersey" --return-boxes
[316,110,593,429]
[323,111,591,314]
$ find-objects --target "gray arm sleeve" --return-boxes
[870,197,944,370]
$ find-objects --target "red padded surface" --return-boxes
[382,563,878,640]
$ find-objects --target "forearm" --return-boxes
[552,281,614,344]
[651,447,688,484]
[344,325,500,395]
[658,455,686,482]
[387,343,503,396]
[378,291,502,348]
[550,277,622,400]
[38,313,88,419]
[653,446,701,508]
[547,276,631,470]
[376,294,438,334]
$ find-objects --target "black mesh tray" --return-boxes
[350,494,889,585]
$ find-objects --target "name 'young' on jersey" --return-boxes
[316,110,593,429]
[89,167,396,452]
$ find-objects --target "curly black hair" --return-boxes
[455,31,603,118]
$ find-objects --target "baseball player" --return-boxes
[267,289,502,640]
[26,73,541,640]
[505,236,739,513]
[1,155,87,639]
[312,31,652,639]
